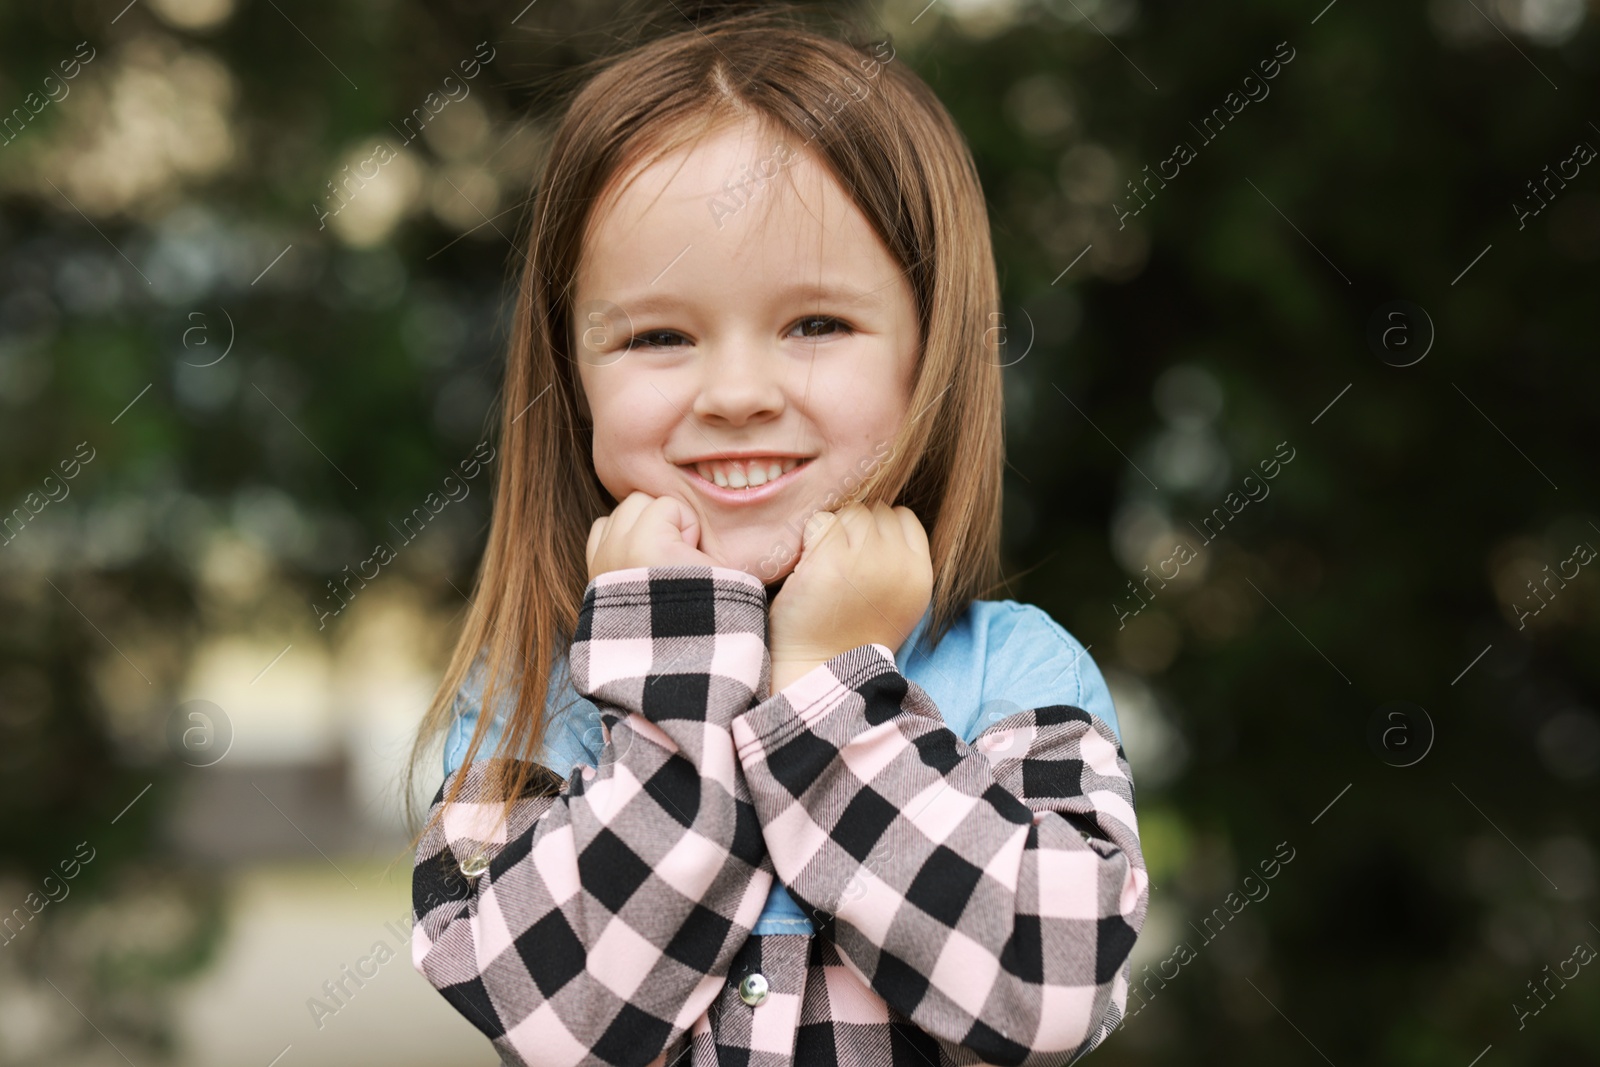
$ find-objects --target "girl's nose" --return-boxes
[690,344,785,426]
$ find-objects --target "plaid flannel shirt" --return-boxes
[412,565,1148,1066]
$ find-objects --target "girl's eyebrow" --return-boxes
[609,280,885,317]
[772,281,884,307]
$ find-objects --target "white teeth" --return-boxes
[690,456,808,490]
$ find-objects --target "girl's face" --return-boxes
[572,118,920,584]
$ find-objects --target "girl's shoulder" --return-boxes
[955,596,1122,744]
[443,653,602,779]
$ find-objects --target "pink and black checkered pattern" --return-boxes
[412,565,1148,1066]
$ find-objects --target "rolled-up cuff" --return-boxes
[569,565,771,725]
[729,643,900,761]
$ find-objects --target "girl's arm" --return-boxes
[412,565,775,1067]
[729,643,1147,1065]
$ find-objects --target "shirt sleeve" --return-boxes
[411,565,777,1067]
[728,643,1147,1064]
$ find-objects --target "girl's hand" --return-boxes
[586,491,720,581]
[767,502,932,692]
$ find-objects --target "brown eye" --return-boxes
[790,316,852,339]
[625,330,688,350]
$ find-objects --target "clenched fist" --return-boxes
[767,502,932,692]
[586,491,719,580]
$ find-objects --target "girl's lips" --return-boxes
[680,457,812,506]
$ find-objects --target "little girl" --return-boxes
[405,10,1147,1065]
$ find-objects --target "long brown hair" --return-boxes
[403,5,1006,843]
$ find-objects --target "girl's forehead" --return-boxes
[577,129,871,285]
[593,123,835,228]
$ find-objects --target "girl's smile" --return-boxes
[676,453,814,504]
[571,115,921,583]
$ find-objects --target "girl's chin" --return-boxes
[698,532,802,586]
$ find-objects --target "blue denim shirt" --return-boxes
[442,595,1121,936]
